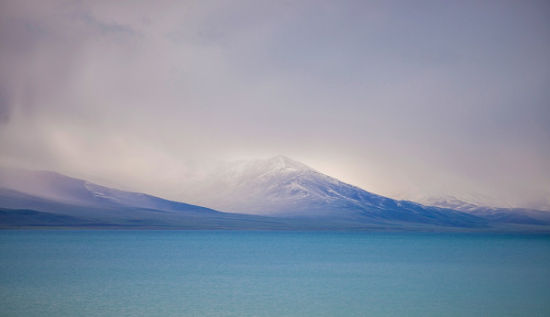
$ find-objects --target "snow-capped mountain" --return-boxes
[1,163,548,230]
[179,155,485,227]
[423,195,550,225]
[180,155,387,215]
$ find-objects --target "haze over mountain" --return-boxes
[181,156,441,215]
[0,163,482,229]
[3,158,550,230]
[0,167,280,229]
[0,167,216,213]
[178,155,488,226]
[178,156,550,227]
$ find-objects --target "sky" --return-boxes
[1,0,549,210]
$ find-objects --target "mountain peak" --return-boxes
[263,155,311,172]
[176,155,488,227]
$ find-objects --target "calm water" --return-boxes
[1,231,549,317]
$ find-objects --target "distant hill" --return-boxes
[1,163,548,231]
[0,167,275,229]
[423,196,550,226]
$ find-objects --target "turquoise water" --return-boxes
[1,231,549,317]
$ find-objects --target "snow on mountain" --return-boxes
[181,155,387,214]
[178,156,485,226]
[421,195,550,225]
[2,162,546,229]
[421,196,483,213]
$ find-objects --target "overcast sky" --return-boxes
[1,0,549,209]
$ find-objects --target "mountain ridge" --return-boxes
[423,195,550,225]
[1,158,549,230]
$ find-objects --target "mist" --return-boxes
[1,0,549,210]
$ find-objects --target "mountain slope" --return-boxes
[425,196,550,226]
[179,156,487,227]
[0,167,248,228]
[2,163,548,231]
[0,167,216,214]
[0,167,394,230]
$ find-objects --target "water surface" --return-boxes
[1,230,549,316]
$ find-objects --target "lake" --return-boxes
[1,230,549,316]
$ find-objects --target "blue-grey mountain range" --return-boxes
[1,156,549,231]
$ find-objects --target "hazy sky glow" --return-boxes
[1,0,549,209]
